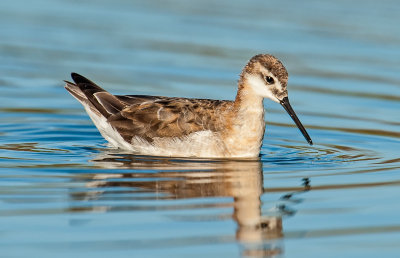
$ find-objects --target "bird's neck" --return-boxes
[223,81,266,157]
[233,82,266,133]
[234,80,264,113]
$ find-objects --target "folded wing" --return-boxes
[65,73,232,144]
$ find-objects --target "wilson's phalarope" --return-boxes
[65,54,312,158]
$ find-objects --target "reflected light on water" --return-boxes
[70,154,311,256]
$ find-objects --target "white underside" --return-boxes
[83,104,256,158]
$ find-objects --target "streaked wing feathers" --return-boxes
[66,73,233,144]
[94,92,126,115]
[109,97,233,142]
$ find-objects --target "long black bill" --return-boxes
[280,97,313,145]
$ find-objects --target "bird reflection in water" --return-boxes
[72,152,310,257]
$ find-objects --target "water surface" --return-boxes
[1,0,400,257]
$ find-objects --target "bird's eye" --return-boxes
[265,76,275,84]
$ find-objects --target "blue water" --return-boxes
[1,0,400,257]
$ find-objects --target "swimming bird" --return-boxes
[65,54,312,158]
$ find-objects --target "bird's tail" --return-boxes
[64,73,126,118]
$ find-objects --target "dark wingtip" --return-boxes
[71,72,95,85]
[70,72,80,79]
[308,139,313,146]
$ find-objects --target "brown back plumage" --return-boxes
[65,73,233,143]
[111,96,233,142]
